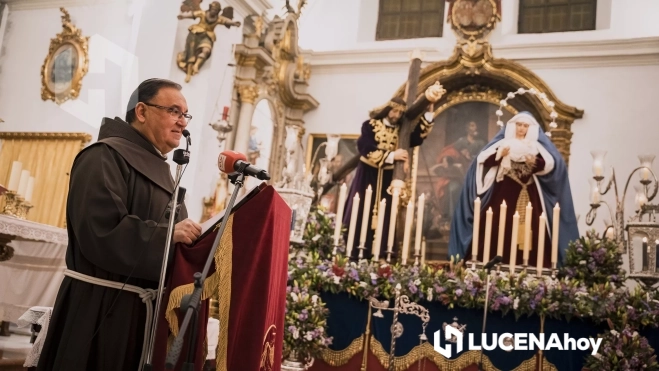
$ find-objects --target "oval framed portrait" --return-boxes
[41,8,89,105]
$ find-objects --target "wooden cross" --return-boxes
[390,50,424,201]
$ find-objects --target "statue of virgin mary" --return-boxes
[448,112,579,268]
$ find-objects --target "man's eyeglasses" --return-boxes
[143,102,192,122]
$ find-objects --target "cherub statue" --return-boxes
[177,1,241,82]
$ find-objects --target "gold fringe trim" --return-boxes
[319,336,364,367]
[164,214,234,371]
[367,336,557,371]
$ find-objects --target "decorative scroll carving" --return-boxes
[237,84,259,104]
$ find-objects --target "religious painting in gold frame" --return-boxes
[414,90,516,262]
[305,133,359,213]
[41,8,89,105]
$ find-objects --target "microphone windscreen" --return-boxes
[182,130,190,137]
[218,150,247,173]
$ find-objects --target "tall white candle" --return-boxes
[414,193,425,257]
[421,238,426,266]
[333,183,348,246]
[523,202,532,262]
[7,161,22,191]
[387,188,400,255]
[551,203,560,265]
[536,212,546,276]
[346,193,360,258]
[496,201,507,257]
[401,200,414,265]
[472,197,481,262]
[359,185,373,249]
[372,198,386,260]
[17,170,30,197]
[25,177,35,203]
[510,211,520,274]
[483,207,493,264]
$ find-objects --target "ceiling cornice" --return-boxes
[309,36,659,71]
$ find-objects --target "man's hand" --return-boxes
[393,148,409,162]
[501,146,510,157]
[425,81,446,103]
[174,218,202,245]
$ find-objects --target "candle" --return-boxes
[551,203,560,265]
[387,188,400,255]
[497,201,507,257]
[536,212,546,276]
[523,202,532,262]
[372,198,386,260]
[346,193,360,258]
[24,177,35,203]
[482,207,493,264]
[333,183,348,246]
[593,162,603,177]
[472,197,481,263]
[358,185,373,250]
[591,187,600,205]
[401,200,414,265]
[414,193,425,258]
[421,238,426,265]
[17,170,30,197]
[642,237,649,270]
[7,161,22,191]
[510,211,520,274]
[655,239,659,269]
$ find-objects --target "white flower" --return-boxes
[291,292,299,302]
[513,297,520,310]
[497,120,503,127]
[312,295,318,305]
[548,101,555,108]
[322,271,329,277]
[517,88,525,94]
[610,329,619,337]
[550,111,558,119]
[539,93,547,99]
[305,332,314,341]
[529,88,537,94]
[579,260,587,265]
[333,276,341,284]
[414,279,421,286]
[370,272,378,281]
[500,99,508,106]
[395,283,402,290]
[293,328,300,339]
[359,281,368,288]
[495,109,503,116]
[507,92,515,98]
[312,234,321,242]
[427,288,433,302]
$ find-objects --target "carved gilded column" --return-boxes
[233,84,259,155]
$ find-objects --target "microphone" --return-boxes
[483,256,503,270]
[218,150,271,180]
[182,130,191,147]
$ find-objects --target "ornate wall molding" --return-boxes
[231,11,319,183]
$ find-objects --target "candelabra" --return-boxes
[208,106,233,147]
[2,191,20,217]
[368,285,430,371]
[586,152,658,286]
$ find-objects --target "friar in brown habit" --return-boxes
[37,78,203,371]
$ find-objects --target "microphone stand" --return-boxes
[143,143,190,371]
[164,165,249,370]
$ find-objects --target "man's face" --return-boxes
[516,122,529,138]
[140,87,189,154]
[209,3,221,15]
[467,121,478,136]
[387,107,404,125]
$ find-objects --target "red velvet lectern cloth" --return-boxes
[151,185,291,371]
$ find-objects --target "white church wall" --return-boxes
[0,1,133,138]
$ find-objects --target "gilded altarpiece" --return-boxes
[201,12,318,223]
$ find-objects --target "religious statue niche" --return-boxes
[41,7,89,105]
[177,1,242,83]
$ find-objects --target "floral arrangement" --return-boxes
[283,207,659,368]
[584,319,659,371]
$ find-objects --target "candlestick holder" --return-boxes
[522,260,529,274]
[413,251,421,266]
[2,191,20,217]
[15,199,31,220]
[551,262,557,279]
[357,245,366,261]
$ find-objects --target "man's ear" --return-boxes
[134,102,147,123]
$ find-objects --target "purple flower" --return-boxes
[434,284,445,294]
[293,286,300,294]
[286,286,292,294]
[348,268,359,280]
[455,289,463,297]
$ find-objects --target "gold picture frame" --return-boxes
[41,8,89,105]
